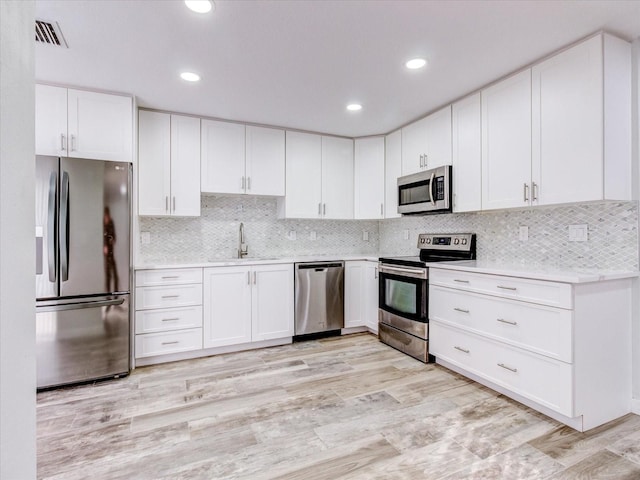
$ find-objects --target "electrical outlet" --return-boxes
[519,225,528,242]
[310,231,317,241]
[140,231,151,245]
[362,230,369,241]
[568,224,588,242]
[287,230,296,241]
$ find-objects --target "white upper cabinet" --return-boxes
[321,136,354,219]
[36,85,133,162]
[279,132,353,219]
[200,120,245,195]
[532,34,631,205]
[138,110,200,217]
[201,121,285,196]
[354,136,385,219]
[245,125,285,196]
[384,130,402,219]
[401,105,452,175]
[452,93,482,213]
[481,69,532,210]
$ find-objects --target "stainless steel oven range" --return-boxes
[378,233,476,362]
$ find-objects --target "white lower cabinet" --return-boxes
[134,268,203,359]
[429,266,632,431]
[345,261,379,333]
[203,264,294,348]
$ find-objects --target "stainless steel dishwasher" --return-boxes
[294,261,344,336]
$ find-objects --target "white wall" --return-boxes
[0,1,36,478]
[632,37,640,409]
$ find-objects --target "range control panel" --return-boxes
[417,233,475,251]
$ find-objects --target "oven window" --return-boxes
[384,278,416,315]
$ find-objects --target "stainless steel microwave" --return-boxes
[397,165,452,215]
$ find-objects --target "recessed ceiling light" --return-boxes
[405,58,427,70]
[180,72,201,82]
[185,0,213,14]
[346,103,362,112]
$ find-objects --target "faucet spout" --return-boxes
[238,222,248,258]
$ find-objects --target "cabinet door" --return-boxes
[401,116,428,175]
[532,36,603,205]
[384,130,402,219]
[138,110,171,216]
[363,262,379,333]
[344,262,364,328]
[200,120,245,194]
[452,93,482,212]
[252,264,294,341]
[481,69,532,210]
[321,136,354,219]
[284,131,322,218]
[35,84,68,156]
[354,137,385,219]
[203,267,252,348]
[67,89,132,162]
[424,105,452,169]
[245,126,285,196]
[170,115,201,216]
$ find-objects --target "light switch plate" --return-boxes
[140,231,151,245]
[568,224,588,242]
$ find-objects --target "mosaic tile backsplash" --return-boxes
[139,197,638,271]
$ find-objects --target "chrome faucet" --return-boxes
[238,222,248,258]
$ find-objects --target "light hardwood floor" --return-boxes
[37,333,640,479]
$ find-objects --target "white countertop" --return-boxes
[135,254,380,270]
[425,260,638,284]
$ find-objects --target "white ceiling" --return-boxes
[35,0,640,138]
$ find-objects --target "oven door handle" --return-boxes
[379,264,427,279]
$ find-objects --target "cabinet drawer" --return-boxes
[430,285,573,362]
[135,328,202,358]
[136,268,202,287]
[135,284,202,310]
[135,306,203,334]
[429,268,573,308]
[431,322,573,416]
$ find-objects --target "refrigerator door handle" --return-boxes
[60,171,70,282]
[36,297,125,313]
[47,171,58,282]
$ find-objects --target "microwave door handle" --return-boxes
[429,172,436,206]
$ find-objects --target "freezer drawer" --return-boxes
[36,295,130,389]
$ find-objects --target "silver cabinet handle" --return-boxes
[454,279,469,283]
[523,183,529,202]
[161,295,180,299]
[323,203,326,215]
[162,341,179,346]
[161,317,180,322]
[380,203,383,216]
[532,182,538,201]
[247,177,251,191]
[498,363,518,373]
[318,203,322,215]
[60,133,67,151]
[247,271,251,285]
[374,267,378,279]
[423,154,428,168]
[497,285,517,291]
[165,196,169,212]
[253,271,257,284]
[70,134,76,152]
[161,275,180,279]
[242,176,246,190]
[454,346,470,353]
[497,318,518,326]
[454,307,469,313]
[173,196,176,212]
[419,154,423,168]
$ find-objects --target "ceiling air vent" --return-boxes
[35,20,68,48]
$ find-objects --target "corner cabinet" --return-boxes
[429,267,632,432]
[401,105,452,175]
[138,110,201,217]
[384,130,402,219]
[452,93,482,213]
[278,132,353,219]
[200,121,285,196]
[203,263,294,348]
[36,84,133,162]
[354,137,385,219]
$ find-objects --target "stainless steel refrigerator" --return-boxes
[35,155,131,389]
